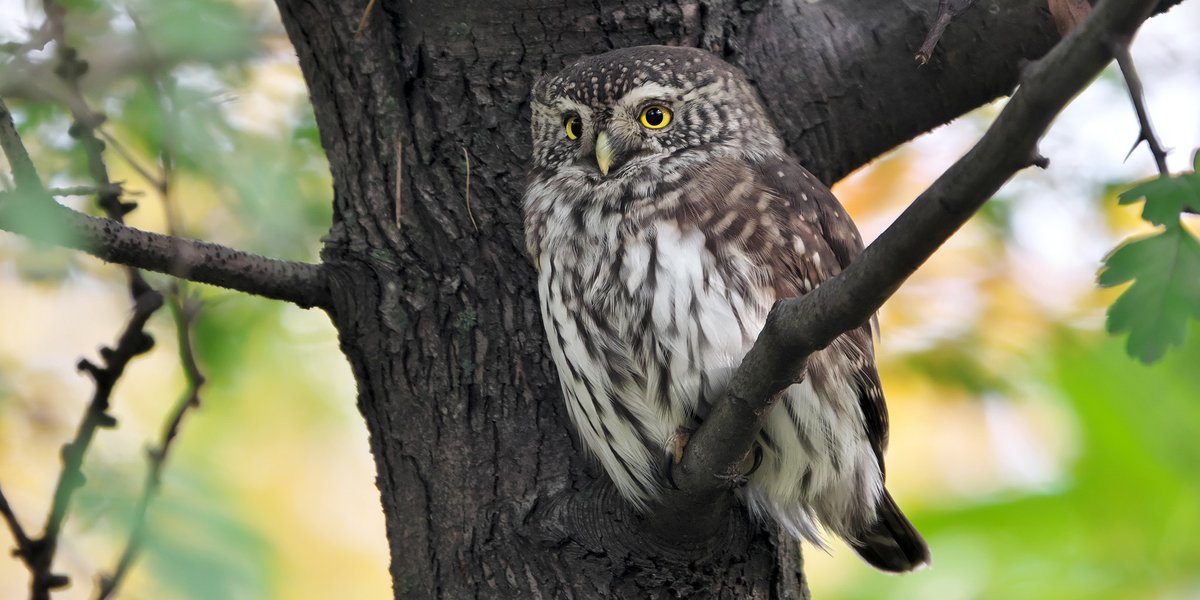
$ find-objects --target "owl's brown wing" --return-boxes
[750,155,890,468]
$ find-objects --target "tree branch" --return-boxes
[0,97,330,309]
[669,0,1160,515]
[739,0,1186,185]
[44,29,157,298]
[0,98,43,193]
[1109,37,1170,176]
[0,484,33,561]
[27,290,164,600]
[0,199,331,308]
[96,55,207,595]
[97,290,206,600]
[915,0,977,66]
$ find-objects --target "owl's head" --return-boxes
[530,46,782,179]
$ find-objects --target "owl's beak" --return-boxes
[594,131,614,176]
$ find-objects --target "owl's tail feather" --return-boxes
[849,489,931,573]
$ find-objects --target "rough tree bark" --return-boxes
[265,0,1101,597]
[0,0,1173,597]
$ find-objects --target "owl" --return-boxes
[523,45,929,572]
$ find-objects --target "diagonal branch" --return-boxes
[0,99,330,309]
[28,290,164,600]
[0,98,43,193]
[96,290,206,600]
[667,0,1160,521]
[96,54,206,596]
[0,484,33,560]
[1109,37,1170,176]
[47,33,155,298]
[915,0,977,65]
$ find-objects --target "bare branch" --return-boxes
[0,484,33,561]
[96,290,206,600]
[355,0,380,38]
[1,19,174,596]
[46,184,127,197]
[96,128,166,193]
[48,35,158,298]
[96,67,204,595]
[26,291,164,600]
[0,95,329,309]
[668,0,1161,520]
[0,98,44,192]
[0,199,331,308]
[915,0,976,66]
[1109,37,1170,176]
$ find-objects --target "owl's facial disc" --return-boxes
[532,46,786,176]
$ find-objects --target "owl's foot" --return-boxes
[718,443,765,487]
[667,426,693,465]
[742,442,764,477]
[664,430,764,489]
[663,426,694,490]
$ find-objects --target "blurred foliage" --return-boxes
[828,326,1200,600]
[1,0,384,599]
[75,464,275,600]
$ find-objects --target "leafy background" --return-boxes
[0,1,1198,598]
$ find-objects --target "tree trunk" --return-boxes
[270,0,1067,596]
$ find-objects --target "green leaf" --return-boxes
[1099,228,1200,363]
[1117,172,1200,227]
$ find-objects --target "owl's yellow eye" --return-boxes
[564,115,582,140]
[639,105,672,129]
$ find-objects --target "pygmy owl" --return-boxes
[523,45,929,572]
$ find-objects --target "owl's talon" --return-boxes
[745,443,764,478]
[664,454,680,490]
[721,443,764,488]
[663,426,694,489]
[666,426,693,465]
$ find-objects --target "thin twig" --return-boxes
[394,138,403,231]
[0,97,45,192]
[96,129,166,193]
[2,86,162,599]
[915,0,976,65]
[355,0,379,39]
[47,184,127,198]
[1109,37,1170,176]
[463,146,478,233]
[46,27,154,298]
[95,64,197,598]
[5,13,168,597]
[26,291,164,600]
[96,290,205,600]
[0,484,33,560]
